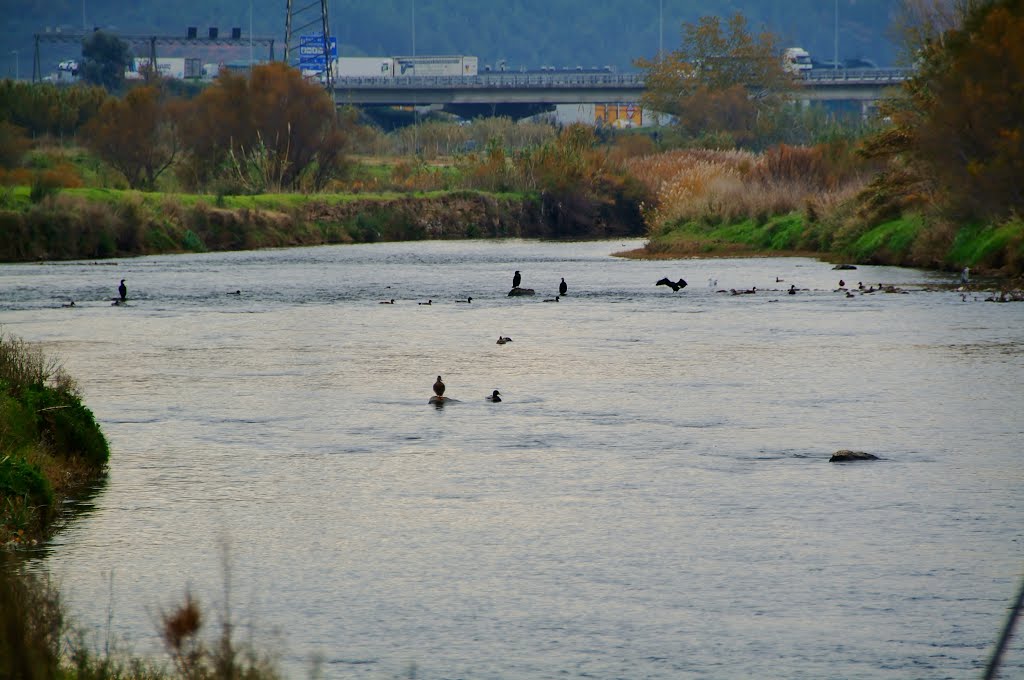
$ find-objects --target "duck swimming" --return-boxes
[486,390,502,402]
[455,297,473,303]
[379,299,395,304]
[543,296,559,302]
[418,300,432,305]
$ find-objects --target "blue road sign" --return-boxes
[299,35,337,58]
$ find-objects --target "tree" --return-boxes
[179,62,349,192]
[637,12,795,147]
[80,31,132,91]
[81,86,179,189]
[866,0,1024,219]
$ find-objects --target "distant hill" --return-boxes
[8,0,901,81]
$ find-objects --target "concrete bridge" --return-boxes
[332,68,909,118]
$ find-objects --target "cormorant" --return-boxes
[486,390,502,402]
[433,376,445,396]
[118,279,127,300]
[379,299,395,304]
[455,297,473,303]
[512,270,522,288]
[656,277,687,292]
[559,277,567,295]
[418,300,432,305]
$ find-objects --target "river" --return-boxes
[1,239,1022,679]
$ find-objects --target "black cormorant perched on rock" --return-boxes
[559,277,567,295]
[512,270,522,288]
[118,279,127,301]
[486,390,502,402]
[433,376,445,396]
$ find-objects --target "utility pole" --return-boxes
[659,0,663,58]
[284,0,332,89]
[834,0,839,70]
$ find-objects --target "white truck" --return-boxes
[125,57,201,80]
[782,47,812,74]
[332,57,395,77]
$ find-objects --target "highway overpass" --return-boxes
[331,68,909,118]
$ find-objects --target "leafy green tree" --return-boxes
[80,31,132,91]
[637,12,796,147]
[0,81,108,139]
[866,0,1024,219]
[80,86,178,189]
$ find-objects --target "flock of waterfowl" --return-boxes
[49,268,1020,410]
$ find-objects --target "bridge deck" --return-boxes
[331,69,910,106]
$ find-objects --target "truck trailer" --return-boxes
[392,55,478,77]
[333,57,395,77]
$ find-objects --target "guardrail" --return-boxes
[332,68,910,90]
[800,67,911,83]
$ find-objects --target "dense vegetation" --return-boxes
[0,332,109,546]
[629,0,1024,276]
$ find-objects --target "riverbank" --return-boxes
[0,186,645,263]
[4,185,1022,282]
[0,332,109,547]
[620,211,1024,279]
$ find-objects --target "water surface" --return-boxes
[1,240,1022,679]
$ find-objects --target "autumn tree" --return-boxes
[637,12,795,147]
[80,31,132,91]
[178,62,349,192]
[866,0,1024,219]
[81,86,179,189]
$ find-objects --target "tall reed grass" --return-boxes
[626,144,871,237]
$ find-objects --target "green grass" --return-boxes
[0,332,109,546]
[643,212,814,257]
[947,219,1024,270]
[845,215,922,263]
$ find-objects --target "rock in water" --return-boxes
[829,450,879,462]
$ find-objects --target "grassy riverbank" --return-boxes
[0,184,647,262]
[0,332,109,546]
[622,211,1024,278]
[0,187,539,262]
[619,148,1024,278]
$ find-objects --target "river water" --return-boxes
[1,239,1022,679]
